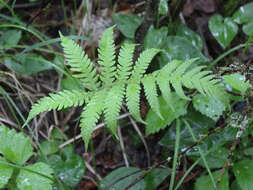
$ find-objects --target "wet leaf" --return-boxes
[4,53,53,75]
[0,126,33,165]
[159,0,169,15]
[209,126,237,146]
[209,14,238,49]
[0,157,13,188]
[40,140,59,156]
[16,162,53,190]
[61,76,82,91]
[0,29,22,48]
[112,14,142,39]
[223,73,250,94]
[193,94,226,121]
[233,159,253,190]
[158,36,208,68]
[144,25,168,49]
[48,147,86,188]
[145,94,187,135]
[194,170,229,190]
[99,167,170,190]
[190,147,229,169]
[233,2,253,35]
[159,108,214,150]
[176,25,203,51]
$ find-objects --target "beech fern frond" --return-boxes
[26,27,223,150]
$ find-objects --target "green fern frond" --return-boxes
[98,26,116,86]
[156,72,174,111]
[142,74,162,119]
[27,90,89,123]
[60,33,99,90]
[117,43,136,81]
[131,49,160,80]
[126,79,143,123]
[80,89,106,151]
[157,59,220,100]
[104,82,125,135]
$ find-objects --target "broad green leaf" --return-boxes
[208,14,238,49]
[223,73,250,94]
[190,147,229,169]
[61,76,82,91]
[16,162,53,190]
[193,94,226,121]
[0,157,13,188]
[231,180,242,190]
[112,14,142,39]
[159,108,215,150]
[159,0,169,15]
[244,147,253,156]
[176,25,203,51]
[4,54,53,75]
[145,94,187,135]
[144,25,168,49]
[158,36,208,68]
[40,141,59,156]
[99,167,170,190]
[194,170,229,190]
[209,126,237,145]
[48,147,86,188]
[0,29,22,47]
[233,2,253,35]
[0,126,33,165]
[233,159,253,190]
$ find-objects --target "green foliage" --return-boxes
[209,14,238,49]
[194,170,229,190]
[233,2,253,35]
[26,26,222,150]
[145,94,187,135]
[99,167,170,190]
[48,146,86,188]
[223,73,250,94]
[112,14,142,39]
[193,94,226,121]
[209,2,253,48]
[0,125,33,165]
[233,159,253,190]
[16,162,53,190]
[0,125,53,189]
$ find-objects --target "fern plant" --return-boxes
[25,26,222,150]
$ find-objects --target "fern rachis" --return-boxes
[26,26,224,150]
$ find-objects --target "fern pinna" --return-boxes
[26,26,221,150]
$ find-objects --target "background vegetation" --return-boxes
[0,0,253,189]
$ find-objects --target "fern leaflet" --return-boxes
[98,26,116,86]
[104,82,125,135]
[80,89,105,150]
[27,90,89,123]
[60,33,99,90]
[117,43,136,81]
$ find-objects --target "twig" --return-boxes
[117,126,129,167]
[85,160,102,180]
[122,106,151,166]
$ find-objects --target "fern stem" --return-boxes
[183,119,216,189]
[169,119,181,190]
[208,43,253,69]
[174,144,221,190]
